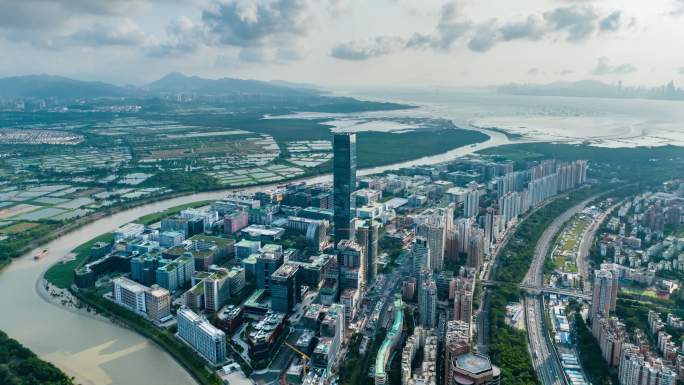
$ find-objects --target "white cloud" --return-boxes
[592,57,637,75]
[331,36,406,60]
[69,19,147,47]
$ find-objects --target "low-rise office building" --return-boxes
[112,277,170,322]
[177,307,227,366]
[271,263,300,313]
[247,311,286,360]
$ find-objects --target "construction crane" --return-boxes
[285,342,310,377]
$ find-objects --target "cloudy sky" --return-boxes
[1,0,684,88]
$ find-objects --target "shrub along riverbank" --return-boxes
[0,329,74,385]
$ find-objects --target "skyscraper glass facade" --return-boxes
[333,133,356,243]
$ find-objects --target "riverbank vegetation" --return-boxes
[44,233,114,289]
[0,329,74,385]
[1,222,60,267]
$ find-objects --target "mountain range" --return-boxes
[0,73,321,99]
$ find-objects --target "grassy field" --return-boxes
[478,146,546,162]
[44,233,114,289]
[550,214,591,273]
[0,222,39,234]
[1,222,61,261]
[620,287,658,299]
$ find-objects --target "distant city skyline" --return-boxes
[1,0,684,87]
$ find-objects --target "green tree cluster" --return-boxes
[488,284,539,385]
[339,330,387,385]
[0,330,74,385]
[572,314,617,385]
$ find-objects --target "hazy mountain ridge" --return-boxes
[0,73,320,99]
[0,75,132,98]
[145,72,320,96]
[498,80,684,101]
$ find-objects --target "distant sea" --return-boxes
[343,88,684,148]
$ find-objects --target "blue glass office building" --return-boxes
[333,133,356,243]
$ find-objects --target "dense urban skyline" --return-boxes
[2,2,684,385]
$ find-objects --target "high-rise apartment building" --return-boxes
[445,229,460,262]
[413,207,453,271]
[591,269,618,320]
[418,277,437,328]
[466,229,485,271]
[417,222,446,271]
[337,239,366,291]
[453,287,473,327]
[592,316,626,368]
[333,133,356,243]
[498,192,522,227]
[464,184,481,218]
[412,237,430,276]
[356,220,379,286]
[401,327,438,385]
[482,208,494,254]
[402,326,427,385]
[455,218,472,255]
[618,344,678,385]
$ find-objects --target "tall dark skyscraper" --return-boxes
[333,132,356,243]
[356,220,379,285]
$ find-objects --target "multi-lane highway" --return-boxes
[522,196,599,385]
[476,195,558,354]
